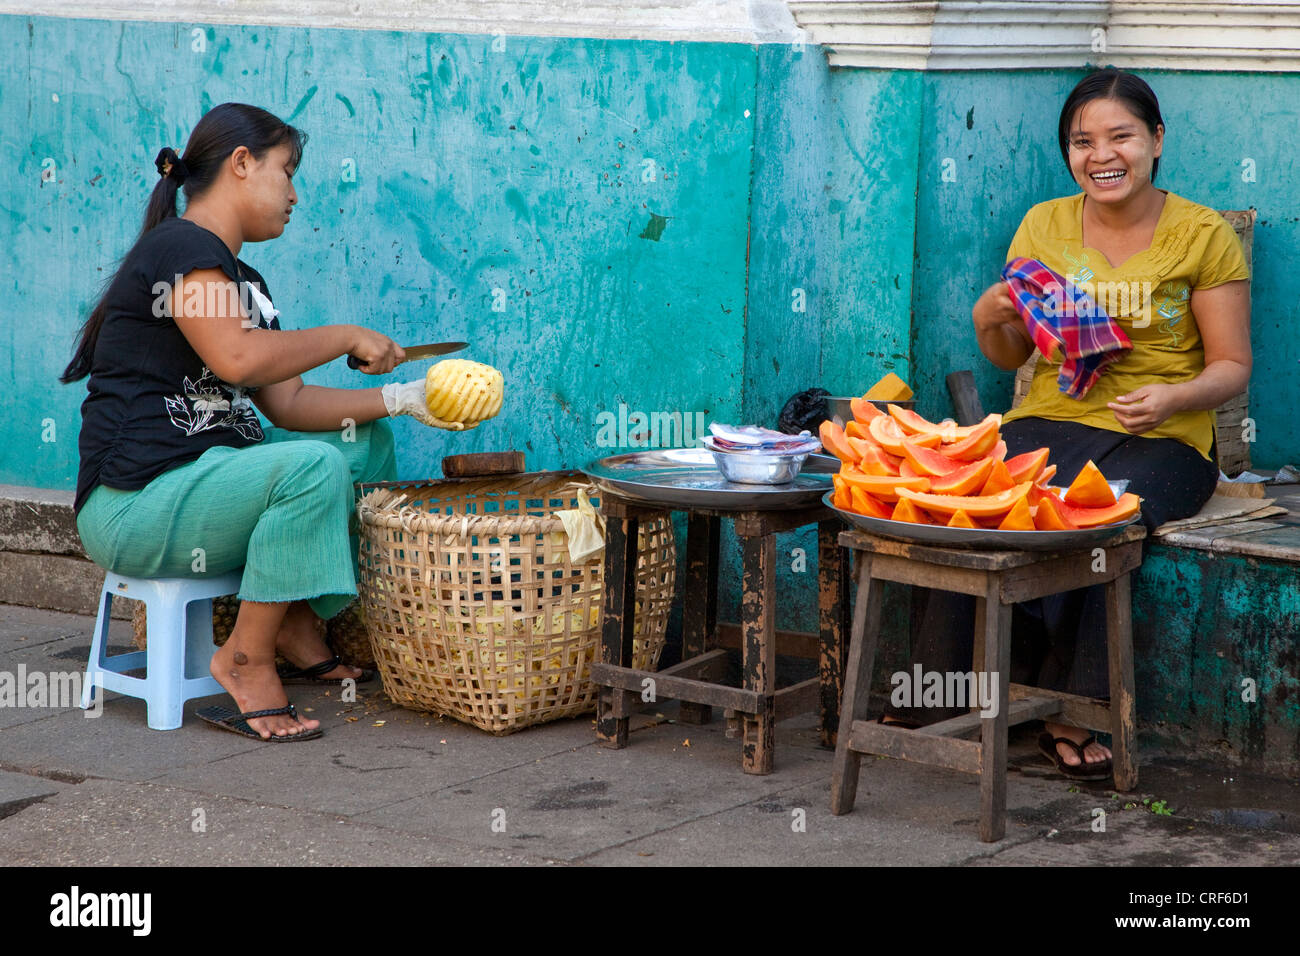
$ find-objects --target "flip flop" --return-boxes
[277,655,376,685]
[1038,731,1112,780]
[196,704,322,742]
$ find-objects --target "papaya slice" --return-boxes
[1036,464,1057,486]
[819,420,857,464]
[868,415,942,457]
[1064,460,1117,508]
[1005,448,1050,484]
[845,420,870,441]
[940,419,1001,461]
[891,406,1001,443]
[850,486,893,518]
[996,497,1035,531]
[899,439,968,477]
[891,497,935,524]
[929,456,995,496]
[895,481,1033,519]
[1058,492,1141,528]
[947,509,978,529]
[1033,493,1077,530]
[991,439,1008,462]
[898,460,919,478]
[858,443,903,477]
[840,472,932,503]
[850,396,884,425]
[980,458,1016,496]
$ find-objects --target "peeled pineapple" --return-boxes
[425,359,504,426]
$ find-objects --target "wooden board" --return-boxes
[441,450,525,478]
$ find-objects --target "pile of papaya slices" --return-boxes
[819,398,1141,531]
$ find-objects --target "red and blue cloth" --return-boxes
[1002,257,1132,400]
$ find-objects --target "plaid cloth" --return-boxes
[1002,256,1132,400]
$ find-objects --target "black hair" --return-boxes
[1058,68,1164,184]
[60,103,307,383]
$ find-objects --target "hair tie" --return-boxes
[154,147,189,185]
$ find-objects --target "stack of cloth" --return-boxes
[1002,256,1133,399]
[708,424,820,454]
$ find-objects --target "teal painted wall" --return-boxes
[1,15,756,490]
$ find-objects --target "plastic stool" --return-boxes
[81,570,243,730]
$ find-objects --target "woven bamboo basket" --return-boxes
[355,472,676,735]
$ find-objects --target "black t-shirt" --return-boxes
[74,217,281,515]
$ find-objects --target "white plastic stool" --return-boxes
[81,570,243,730]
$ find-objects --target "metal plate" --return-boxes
[822,492,1142,551]
[582,449,835,510]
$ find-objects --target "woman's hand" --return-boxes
[972,281,1034,370]
[1107,384,1186,434]
[349,327,406,374]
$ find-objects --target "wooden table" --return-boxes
[830,523,1146,841]
[591,493,848,774]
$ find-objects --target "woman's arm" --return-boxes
[972,281,1035,371]
[252,377,389,431]
[1108,279,1251,433]
[171,268,404,387]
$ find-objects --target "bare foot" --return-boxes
[1044,721,1111,767]
[274,601,363,681]
[209,642,321,739]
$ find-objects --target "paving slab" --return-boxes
[0,603,132,654]
[0,777,559,867]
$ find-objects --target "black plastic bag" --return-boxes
[778,387,830,435]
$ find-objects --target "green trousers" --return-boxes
[76,419,397,620]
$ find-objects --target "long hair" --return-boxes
[60,103,307,383]
[1058,68,1164,183]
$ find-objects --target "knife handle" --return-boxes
[346,354,365,370]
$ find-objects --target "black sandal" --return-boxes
[878,713,922,730]
[1037,731,1112,780]
[196,703,322,742]
[277,655,375,685]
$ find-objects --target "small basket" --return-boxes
[355,472,676,735]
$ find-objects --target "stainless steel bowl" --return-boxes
[824,396,915,428]
[704,445,810,485]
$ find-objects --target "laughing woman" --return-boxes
[886,69,1251,778]
[64,104,462,741]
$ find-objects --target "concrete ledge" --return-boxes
[0,484,85,557]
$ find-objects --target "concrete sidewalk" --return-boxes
[2,603,1297,867]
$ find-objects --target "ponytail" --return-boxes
[60,104,306,384]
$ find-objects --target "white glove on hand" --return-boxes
[381,380,479,431]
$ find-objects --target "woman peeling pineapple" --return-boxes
[63,103,502,742]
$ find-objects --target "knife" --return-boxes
[347,341,468,370]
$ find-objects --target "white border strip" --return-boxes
[0,0,808,43]
[787,0,1300,71]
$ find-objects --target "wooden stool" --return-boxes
[591,494,848,774]
[830,524,1145,841]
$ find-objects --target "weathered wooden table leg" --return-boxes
[831,553,883,815]
[978,578,1012,843]
[740,526,776,774]
[1106,571,1139,791]
[680,513,720,726]
[817,519,849,748]
[596,502,639,749]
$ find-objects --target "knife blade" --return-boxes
[347,341,468,370]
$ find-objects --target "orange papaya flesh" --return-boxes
[1033,493,1077,530]
[845,420,869,441]
[980,458,1016,496]
[940,419,1001,461]
[1058,492,1141,528]
[947,509,978,529]
[1005,448,1050,483]
[1064,460,1117,508]
[899,439,968,477]
[858,443,903,477]
[850,396,885,424]
[890,497,935,524]
[894,481,1032,518]
[850,486,893,518]
[819,420,857,464]
[869,415,942,456]
[840,472,932,503]
[928,456,995,496]
[898,460,920,478]
[996,497,1035,531]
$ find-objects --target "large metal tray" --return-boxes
[582,449,835,511]
[822,491,1141,551]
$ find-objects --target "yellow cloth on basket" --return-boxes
[554,489,606,563]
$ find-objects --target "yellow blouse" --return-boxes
[1000,191,1250,461]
